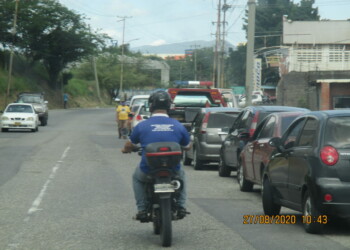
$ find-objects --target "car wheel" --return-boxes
[262,177,281,216]
[40,117,48,126]
[302,190,323,234]
[182,150,191,165]
[193,148,203,170]
[218,155,231,177]
[237,159,253,192]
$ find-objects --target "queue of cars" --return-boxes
[181,102,350,234]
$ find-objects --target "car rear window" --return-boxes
[207,113,238,128]
[133,98,148,106]
[173,92,220,107]
[139,107,151,116]
[325,117,350,148]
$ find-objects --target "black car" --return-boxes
[183,107,241,170]
[262,110,350,234]
[218,106,309,177]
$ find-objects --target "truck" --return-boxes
[167,81,234,130]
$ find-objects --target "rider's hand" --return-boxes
[121,148,131,153]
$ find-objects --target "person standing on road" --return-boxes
[63,93,69,109]
[121,91,191,221]
[116,101,131,139]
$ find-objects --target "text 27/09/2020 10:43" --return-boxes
[242,215,328,224]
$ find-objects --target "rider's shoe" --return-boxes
[177,207,188,219]
[135,210,148,222]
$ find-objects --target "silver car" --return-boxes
[183,107,241,170]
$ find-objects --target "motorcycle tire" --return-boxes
[160,198,172,247]
[153,208,160,235]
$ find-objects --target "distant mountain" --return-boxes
[132,40,234,55]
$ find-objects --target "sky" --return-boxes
[57,0,350,48]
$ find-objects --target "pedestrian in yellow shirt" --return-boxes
[116,101,131,139]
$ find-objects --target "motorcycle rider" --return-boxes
[121,90,191,221]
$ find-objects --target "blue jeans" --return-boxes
[132,167,187,212]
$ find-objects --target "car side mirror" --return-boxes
[269,137,284,152]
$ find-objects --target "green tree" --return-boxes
[0,0,107,89]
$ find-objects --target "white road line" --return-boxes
[26,146,71,217]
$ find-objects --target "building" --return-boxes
[277,17,350,110]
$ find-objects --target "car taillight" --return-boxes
[200,113,210,134]
[136,115,142,121]
[320,146,339,166]
[249,111,259,137]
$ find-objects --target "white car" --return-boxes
[129,95,150,109]
[1,103,39,132]
[131,104,151,131]
[238,94,263,107]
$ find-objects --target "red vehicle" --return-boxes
[167,81,229,129]
[237,111,307,192]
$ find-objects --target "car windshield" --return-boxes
[325,117,350,148]
[207,113,238,128]
[133,98,148,105]
[173,95,219,107]
[18,96,42,103]
[6,105,33,113]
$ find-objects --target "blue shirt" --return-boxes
[130,113,190,173]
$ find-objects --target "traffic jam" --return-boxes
[127,80,350,238]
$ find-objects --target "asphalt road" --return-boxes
[0,107,350,250]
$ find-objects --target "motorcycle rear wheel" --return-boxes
[160,198,172,247]
[153,208,160,235]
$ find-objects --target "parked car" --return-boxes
[262,110,350,234]
[130,104,151,131]
[237,111,308,192]
[129,95,149,109]
[218,106,309,177]
[16,92,48,126]
[1,103,39,132]
[238,94,263,107]
[183,107,241,170]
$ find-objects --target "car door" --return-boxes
[268,117,306,201]
[243,117,269,182]
[287,117,318,207]
[252,115,276,183]
[223,111,244,166]
[188,112,204,159]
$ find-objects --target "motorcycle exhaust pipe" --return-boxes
[171,180,181,190]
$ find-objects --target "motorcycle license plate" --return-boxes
[154,183,175,193]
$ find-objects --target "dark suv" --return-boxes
[183,107,241,170]
[218,106,309,177]
[263,110,350,234]
[17,92,49,126]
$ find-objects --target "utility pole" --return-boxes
[191,44,200,81]
[245,0,256,106]
[117,16,132,100]
[220,0,231,88]
[212,0,222,88]
[5,0,19,107]
[89,25,101,103]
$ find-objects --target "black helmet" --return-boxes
[148,90,172,112]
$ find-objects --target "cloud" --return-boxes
[150,40,167,46]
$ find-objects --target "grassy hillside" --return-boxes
[0,66,111,110]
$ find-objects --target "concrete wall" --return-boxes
[277,71,350,110]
